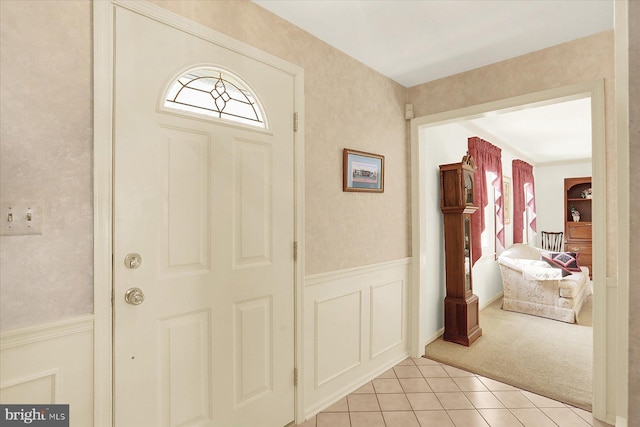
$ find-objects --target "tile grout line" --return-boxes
[449,359,579,427]
[477,372,574,427]
[411,358,558,427]
[310,357,598,427]
[409,357,458,426]
[370,371,387,427]
[389,362,418,426]
[465,366,560,427]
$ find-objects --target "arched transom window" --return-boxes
[164,67,266,128]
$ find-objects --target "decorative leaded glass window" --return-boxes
[164,67,266,128]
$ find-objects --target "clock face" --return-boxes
[464,171,474,205]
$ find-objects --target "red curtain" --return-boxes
[512,159,537,243]
[468,137,504,265]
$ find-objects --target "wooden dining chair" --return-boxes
[541,231,564,252]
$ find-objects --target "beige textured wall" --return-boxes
[149,0,411,275]
[0,0,409,331]
[628,0,639,422]
[0,0,93,331]
[409,31,617,277]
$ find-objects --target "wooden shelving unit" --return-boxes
[564,177,592,277]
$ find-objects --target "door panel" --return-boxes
[162,127,211,275]
[159,310,212,426]
[233,296,273,405]
[114,7,294,427]
[234,140,272,268]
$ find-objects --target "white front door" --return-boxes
[113,7,295,427]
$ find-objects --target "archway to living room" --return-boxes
[409,80,609,420]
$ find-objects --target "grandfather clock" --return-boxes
[439,153,482,346]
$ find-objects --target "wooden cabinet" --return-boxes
[564,177,592,277]
[439,155,482,347]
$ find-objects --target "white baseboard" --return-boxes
[303,351,409,420]
[424,327,445,347]
[480,291,504,310]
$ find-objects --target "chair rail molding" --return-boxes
[0,314,93,350]
[305,257,411,286]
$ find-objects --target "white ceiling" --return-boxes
[253,0,613,88]
[461,97,593,164]
[252,0,613,164]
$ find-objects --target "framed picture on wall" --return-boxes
[343,149,385,192]
[503,176,512,224]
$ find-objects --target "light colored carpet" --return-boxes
[425,295,593,411]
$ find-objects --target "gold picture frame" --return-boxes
[343,149,385,193]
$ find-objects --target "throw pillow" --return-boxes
[541,252,581,277]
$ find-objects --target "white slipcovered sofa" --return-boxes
[497,243,591,323]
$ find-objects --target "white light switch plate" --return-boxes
[1,200,43,236]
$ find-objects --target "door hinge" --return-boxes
[293,241,298,261]
[294,368,298,387]
[293,112,299,132]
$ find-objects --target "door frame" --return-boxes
[409,80,614,422]
[93,1,306,425]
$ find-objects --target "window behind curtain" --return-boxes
[468,137,504,264]
[512,160,537,244]
[481,172,497,254]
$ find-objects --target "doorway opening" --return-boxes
[410,80,607,419]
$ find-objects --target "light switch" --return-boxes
[1,200,43,236]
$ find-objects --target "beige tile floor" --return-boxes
[297,357,612,427]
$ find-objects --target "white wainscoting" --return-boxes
[0,315,94,427]
[303,258,411,418]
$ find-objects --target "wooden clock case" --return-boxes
[439,154,482,346]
